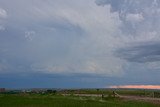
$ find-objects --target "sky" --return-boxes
[0,0,160,89]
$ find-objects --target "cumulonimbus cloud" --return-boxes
[0,0,125,76]
[1,0,160,80]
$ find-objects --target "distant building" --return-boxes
[0,88,5,92]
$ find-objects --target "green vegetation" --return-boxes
[0,94,159,107]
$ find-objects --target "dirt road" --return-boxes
[62,93,160,104]
[119,95,160,104]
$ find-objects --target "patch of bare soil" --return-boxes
[120,95,160,105]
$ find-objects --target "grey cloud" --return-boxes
[116,42,160,63]
[95,0,160,35]
[0,0,160,87]
[96,0,160,64]
[95,0,125,13]
[0,0,124,76]
[95,0,157,13]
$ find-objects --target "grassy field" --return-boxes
[0,94,159,107]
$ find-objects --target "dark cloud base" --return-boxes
[115,42,160,63]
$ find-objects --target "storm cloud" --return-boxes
[96,0,160,63]
[116,42,160,63]
[0,0,124,77]
[0,0,160,88]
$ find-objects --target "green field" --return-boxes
[0,94,159,107]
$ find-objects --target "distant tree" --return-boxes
[53,90,57,94]
[47,90,52,93]
[46,90,57,94]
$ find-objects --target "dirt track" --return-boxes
[62,93,160,104]
[119,95,160,104]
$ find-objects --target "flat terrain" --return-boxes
[120,95,160,104]
[0,94,159,107]
[63,93,160,104]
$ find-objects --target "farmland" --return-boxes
[0,89,160,107]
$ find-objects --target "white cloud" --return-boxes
[0,8,7,19]
[126,13,144,22]
[24,0,125,76]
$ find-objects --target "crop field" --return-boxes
[0,92,159,107]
